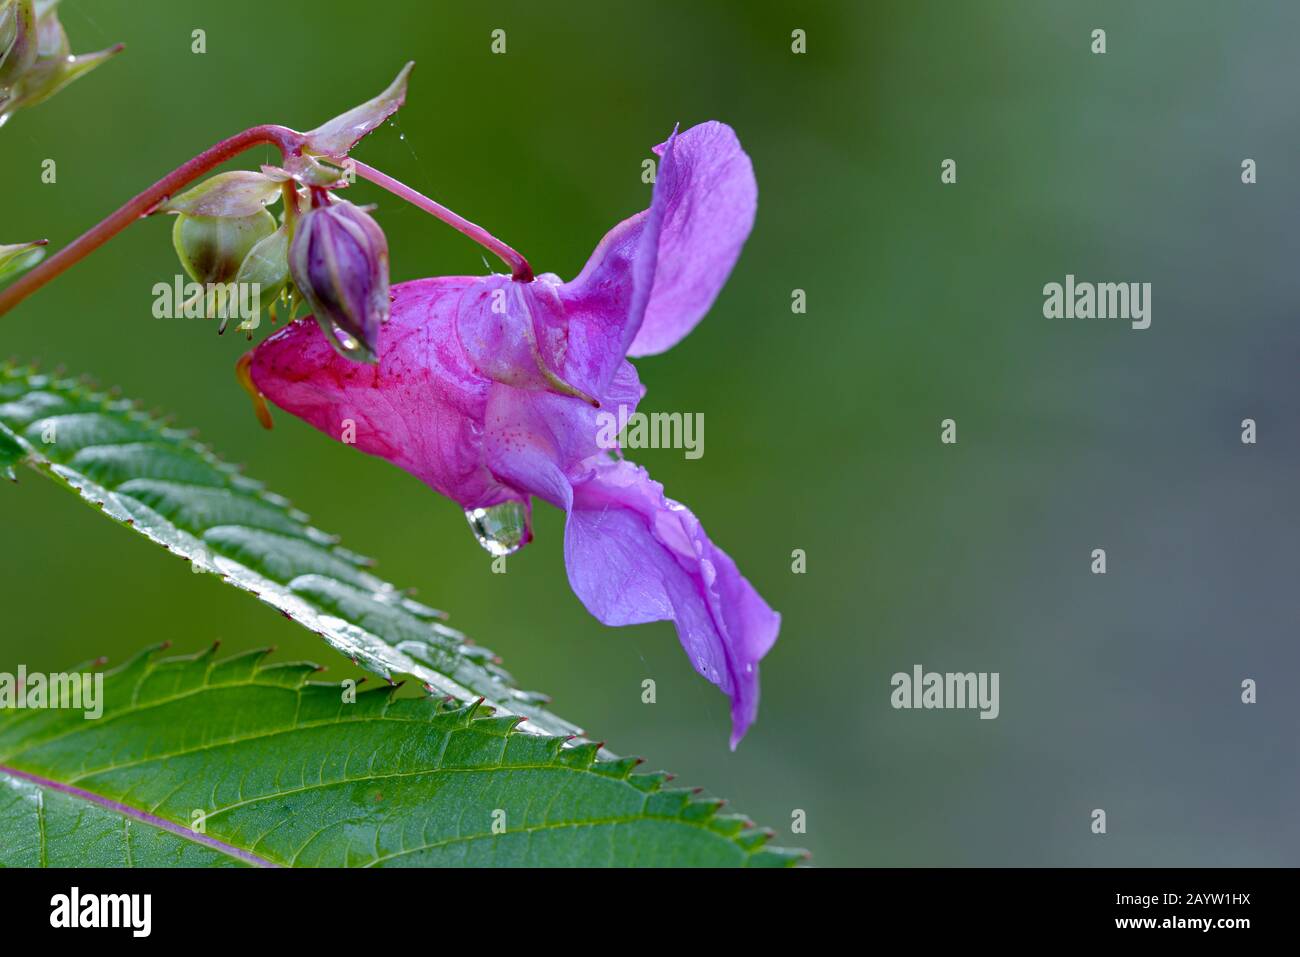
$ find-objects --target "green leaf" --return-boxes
[0,645,803,866]
[0,426,20,480]
[0,364,805,866]
[0,363,582,742]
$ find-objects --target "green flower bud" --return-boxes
[0,0,120,126]
[0,237,46,284]
[0,0,37,90]
[173,210,277,286]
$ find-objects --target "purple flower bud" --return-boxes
[288,196,390,362]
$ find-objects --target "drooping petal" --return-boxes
[568,460,778,749]
[561,121,757,364]
[482,390,777,749]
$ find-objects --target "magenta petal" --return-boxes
[249,277,507,507]
[563,121,757,360]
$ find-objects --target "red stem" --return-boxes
[351,159,533,281]
[0,124,300,317]
[0,124,536,318]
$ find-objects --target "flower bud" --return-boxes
[172,210,277,287]
[0,237,46,283]
[288,197,390,362]
[0,0,120,125]
[0,1,36,95]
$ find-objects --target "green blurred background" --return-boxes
[3,0,1297,866]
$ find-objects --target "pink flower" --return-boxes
[248,122,778,747]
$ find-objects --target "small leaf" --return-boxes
[302,61,413,159]
[0,646,803,867]
[160,171,281,218]
[0,239,46,284]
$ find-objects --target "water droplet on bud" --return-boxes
[464,501,531,557]
[331,323,359,351]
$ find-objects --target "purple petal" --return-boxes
[566,460,778,749]
[482,395,778,749]
[562,121,757,360]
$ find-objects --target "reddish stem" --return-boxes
[351,159,533,282]
[0,124,536,318]
[0,125,301,317]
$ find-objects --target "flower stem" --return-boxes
[0,125,535,319]
[0,124,301,318]
[350,159,534,282]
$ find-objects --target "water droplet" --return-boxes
[465,501,531,557]
[331,323,360,351]
[511,689,551,706]
[318,321,375,363]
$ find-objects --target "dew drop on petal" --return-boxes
[464,501,530,557]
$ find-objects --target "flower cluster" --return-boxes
[0,39,780,748]
[159,66,412,350]
[247,121,780,747]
